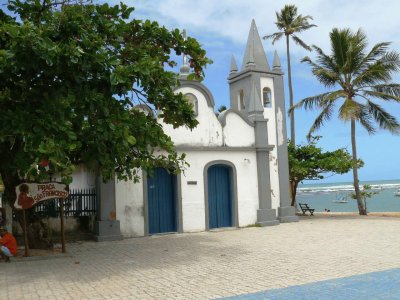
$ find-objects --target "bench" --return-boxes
[298,203,315,216]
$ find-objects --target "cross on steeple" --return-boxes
[179,29,190,76]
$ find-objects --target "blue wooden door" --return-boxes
[147,168,177,234]
[208,165,232,229]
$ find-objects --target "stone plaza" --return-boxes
[1,214,400,299]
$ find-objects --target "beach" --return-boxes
[297,179,400,212]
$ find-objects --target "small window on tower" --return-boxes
[184,93,198,116]
[238,90,245,110]
[263,87,272,108]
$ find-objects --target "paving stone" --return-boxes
[1,215,400,299]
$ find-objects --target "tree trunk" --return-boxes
[286,35,295,145]
[290,180,298,206]
[0,170,21,212]
[351,119,366,215]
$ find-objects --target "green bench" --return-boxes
[298,203,315,216]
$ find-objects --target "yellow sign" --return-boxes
[14,182,69,210]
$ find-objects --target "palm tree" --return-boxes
[264,4,316,145]
[291,28,400,215]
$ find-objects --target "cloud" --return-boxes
[126,0,400,60]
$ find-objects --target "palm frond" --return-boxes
[301,26,400,137]
[307,101,335,139]
[311,45,339,73]
[291,15,316,33]
[353,63,393,87]
[358,104,376,134]
[273,5,315,38]
[312,68,342,88]
[277,5,297,28]
[330,28,360,69]
[378,51,400,72]
[263,32,284,45]
[371,84,400,97]
[355,52,400,86]
[302,56,342,88]
[321,90,346,104]
[354,42,391,74]
[361,90,400,102]
[344,35,366,75]
[290,91,342,113]
[292,35,311,51]
[367,101,400,134]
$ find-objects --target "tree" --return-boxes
[0,0,209,245]
[215,105,227,117]
[291,28,400,215]
[288,136,360,206]
[350,184,379,213]
[263,4,316,145]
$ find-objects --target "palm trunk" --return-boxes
[351,119,366,215]
[290,180,298,206]
[286,34,295,145]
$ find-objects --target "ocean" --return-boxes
[296,179,400,212]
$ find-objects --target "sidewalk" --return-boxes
[1,214,400,299]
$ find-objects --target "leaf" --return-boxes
[127,135,136,145]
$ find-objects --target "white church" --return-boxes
[72,20,298,241]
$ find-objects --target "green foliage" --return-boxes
[289,137,361,183]
[350,184,380,212]
[264,4,316,49]
[217,105,227,113]
[350,185,379,201]
[264,4,316,145]
[0,0,210,190]
[288,136,362,204]
[214,105,227,117]
[291,27,400,214]
[291,28,400,137]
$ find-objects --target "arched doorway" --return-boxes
[147,168,177,234]
[207,164,234,229]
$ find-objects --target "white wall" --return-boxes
[181,151,259,231]
[222,112,255,147]
[115,171,145,237]
[59,165,96,190]
[160,87,223,147]
[260,77,280,210]
[114,150,259,236]
[113,78,283,236]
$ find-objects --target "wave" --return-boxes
[298,183,400,194]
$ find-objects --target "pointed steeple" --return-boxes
[230,55,238,74]
[272,50,282,72]
[179,29,190,76]
[247,83,264,120]
[242,19,270,71]
[246,47,255,68]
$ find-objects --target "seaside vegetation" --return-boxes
[350,184,380,213]
[291,28,400,215]
[288,136,362,206]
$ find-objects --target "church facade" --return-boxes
[87,20,298,240]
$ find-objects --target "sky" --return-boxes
[3,0,399,183]
[122,0,400,184]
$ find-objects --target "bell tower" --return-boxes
[228,20,298,223]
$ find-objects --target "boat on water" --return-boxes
[395,189,400,196]
[332,193,349,203]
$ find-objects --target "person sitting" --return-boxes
[0,226,17,262]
